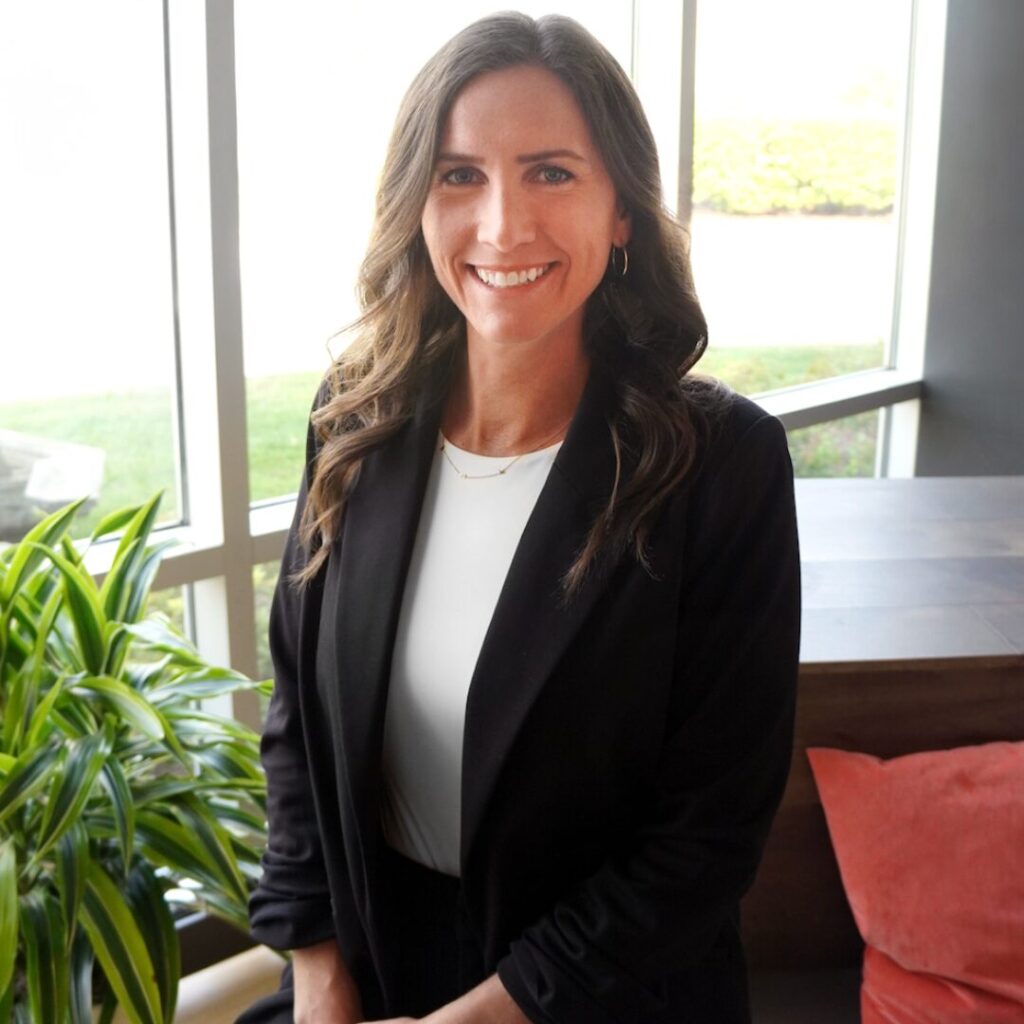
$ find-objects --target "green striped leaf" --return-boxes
[97,990,118,1024]
[89,504,141,543]
[122,620,204,668]
[163,706,261,743]
[125,862,179,1023]
[69,927,94,1024]
[90,495,166,635]
[174,796,248,905]
[103,622,132,680]
[71,676,164,740]
[123,655,174,691]
[100,757,135,874]
[0,754,15,774]
[151,707,189,765]
[35,726,111,861]
[54,692,99,739]
[24,675,66,748]
[147,666,256,704]
[0,735,61,823]
[20,889,69,1024]
[209,798,267,833]
[196,888,250,932]
[0,498,84,606]
[26,541,107,675]
[0,840,18,999]
[191,742,264,782]
[7,589,43,646]
[60,533,84,567]
[133,776,264,808]
[56,820,90,948]
[123,543,174,626]
[135,809,228,894]
[2,586,65,753]
[0,611,32,674]
[24,569,59,608]
[109,492,162,572]
[3,669,35,757]
[80,860,162,1024]
[99,537,144,622]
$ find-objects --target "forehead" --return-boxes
[439,64,596,152]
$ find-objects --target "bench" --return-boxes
[743,476,1024,1021]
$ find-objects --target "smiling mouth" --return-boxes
[471,263,556,289]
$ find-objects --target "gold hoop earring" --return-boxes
[610,245,629,278]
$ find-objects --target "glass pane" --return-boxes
[0,3,181,542]
[237,3,633,503]
[691,0,911,394]
[699,342,883,395]
[247,372,321,504]
[147,585,189,638]
[788,410,880,478]
[253,560,281,685]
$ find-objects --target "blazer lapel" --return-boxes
[321,356,623,901]
[320,366,447,915]
[460,363,622,870]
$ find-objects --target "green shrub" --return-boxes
[694,118,898,215]
[0,495,270,1023]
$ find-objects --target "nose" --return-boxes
[476,180,535,252]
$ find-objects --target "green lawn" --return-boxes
[1,344,884,541]
[1,389,181,537]
[247,372,323,502]
[698,340,883,394]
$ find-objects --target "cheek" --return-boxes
[423,210,469,280]
[421,200,449,257]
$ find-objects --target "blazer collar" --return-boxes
[323,357,622,897]
[460,363,621,866]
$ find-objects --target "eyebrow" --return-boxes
[436,148,588,165]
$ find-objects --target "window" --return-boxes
[1,2,944,716]
[692,0,911,393]
[0,2,181,542]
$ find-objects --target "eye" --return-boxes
[535,165,574,185]
[439,166,480,186]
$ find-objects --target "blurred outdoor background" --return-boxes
[0,0,911,676]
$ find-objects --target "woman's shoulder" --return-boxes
[681,374,792,489]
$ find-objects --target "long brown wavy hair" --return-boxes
[295,12,717,595]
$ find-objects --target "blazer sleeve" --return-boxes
[248,386,339,951]
[495,412,801,1023]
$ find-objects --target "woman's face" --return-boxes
[421,64,630,355]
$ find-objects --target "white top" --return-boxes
[379,431,561,876]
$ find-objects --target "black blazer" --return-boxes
[247,361,801,1023]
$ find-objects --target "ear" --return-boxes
[613,204,632,248]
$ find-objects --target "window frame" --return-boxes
[74,0,947,726]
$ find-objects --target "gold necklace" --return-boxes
[440,442,524,480]
[439,420,570,480]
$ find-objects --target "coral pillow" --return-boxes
[807,742,1024,1024]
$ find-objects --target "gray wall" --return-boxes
[916,0,1024,475]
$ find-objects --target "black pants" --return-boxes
[236,843,487,1023]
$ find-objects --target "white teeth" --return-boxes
[474,264,551,288]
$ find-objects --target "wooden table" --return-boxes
[796,476,1024,664]
[744,476,1024,974]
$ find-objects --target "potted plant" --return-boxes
[0,494,270,1023]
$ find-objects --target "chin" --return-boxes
[468,320,546,348]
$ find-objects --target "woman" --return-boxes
[241,12,800,1024]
